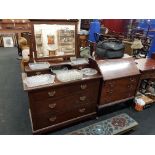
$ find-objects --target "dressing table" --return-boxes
[22,20,102,134]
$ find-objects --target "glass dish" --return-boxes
[29,62,50,70]
[81,68,98,76]
[56,70,83,82]
[24,74,55,87]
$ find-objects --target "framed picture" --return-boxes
[3,36,14,47]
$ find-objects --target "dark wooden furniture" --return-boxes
[135,58,155,92]
[80,19,93,30]
[135,58,155,80]
[23,20,102,134]
[77,34,88,57]
[92,58,140,109]
[0,19,31,37]
[22,64,101,134]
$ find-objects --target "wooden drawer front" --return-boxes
[27,70,51,76]
[32,104,96,130]
[100,76,139,105]
[103,76,139,92]
[141,71,155,79]
[29,80,100,101]
[30,91,98,115]
[102,90,135,104]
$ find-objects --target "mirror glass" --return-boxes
[34,24,76,58]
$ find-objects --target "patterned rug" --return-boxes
[68,113,138,135]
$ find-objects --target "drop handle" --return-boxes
[79,96,86,101]
[48,103,56,109]
[49,116,56,122]
[109,83,114,88]
[127,85,134,89]
[79,108,86,113]
[48,91,56,97]
[36,71,41,75]
[106,90,113,94]
[80,84,87,90]
[130,78,135,82]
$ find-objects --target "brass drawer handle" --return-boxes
[109,91,113,94]
[80,96,86,101]
[128,85,134,89]
[49,116,56,122]
[130,78,135,82]
[48,103,56,109]
[109,83,114,87]
[36,71,41,75]
[106,90,113,94]
[48,91,56,97]
[80,84,87,90]
[79,108,86,113]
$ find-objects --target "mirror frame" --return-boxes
[29,19,78,62]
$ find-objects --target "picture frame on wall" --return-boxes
[3,36,14,47]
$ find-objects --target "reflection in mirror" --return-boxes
[34,24,75,58]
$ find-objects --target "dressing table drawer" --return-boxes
[101,90,135,104]
[32,104,96,130]
[29,79,100,101]
[30,91,98,115]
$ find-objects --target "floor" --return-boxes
[0,47,155,135]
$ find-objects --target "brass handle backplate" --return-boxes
[36,72,41,75]
[48,103,56,109]
[79,108,86,113]
[49,116,56,122]
[130,77,135,82]
[48,91,56,97]
[80,96,86,101]
[80,84,87,90]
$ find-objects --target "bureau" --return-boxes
[91,58,141,109]
[22,72,101,134]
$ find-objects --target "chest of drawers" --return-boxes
[92,58,140,109]
[26,77,101,134]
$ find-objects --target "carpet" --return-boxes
[68,113,138,135]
